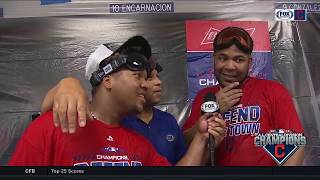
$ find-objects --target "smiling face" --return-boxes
[110,69,147,114]
[144,69,162,106]
[213,44,252,87]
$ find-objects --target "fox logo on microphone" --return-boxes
[201,101,219,113]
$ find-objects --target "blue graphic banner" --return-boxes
[40,0,71,5]
[109,2,174,13]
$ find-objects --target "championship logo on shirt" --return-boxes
[74,151,142,166]
[254,129,306,165]
[185,20,272,99]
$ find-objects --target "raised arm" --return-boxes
[41,77,90,133]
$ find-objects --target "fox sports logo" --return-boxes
[201,101,219,113]
[276,9,294,20]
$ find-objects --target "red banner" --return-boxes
[186,20,271,52]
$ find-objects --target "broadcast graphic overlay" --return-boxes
[254,129,306,165]
[274,2,320,21]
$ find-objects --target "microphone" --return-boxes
[201,92,219,166]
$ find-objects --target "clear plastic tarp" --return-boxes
[0,0,320,165]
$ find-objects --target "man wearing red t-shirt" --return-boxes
[9,111,170,166]
[183,27,305,166]
[9,48,171,166]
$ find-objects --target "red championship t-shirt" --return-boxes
[183,77,304,166]
[9,111,171,166]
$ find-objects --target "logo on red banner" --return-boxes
[186,20,271,52]
[201,27,256,45]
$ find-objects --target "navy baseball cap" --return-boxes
[113,35,162,72]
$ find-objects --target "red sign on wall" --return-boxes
[186,20,271,52]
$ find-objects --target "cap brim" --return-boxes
[114,36,152,60]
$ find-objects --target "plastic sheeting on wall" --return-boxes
[0,0,320,165]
